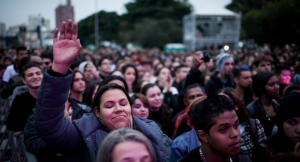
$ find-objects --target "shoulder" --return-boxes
[73,113,103,138]
[178,146,201,162]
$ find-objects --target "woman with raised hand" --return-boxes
[34,19,172,162]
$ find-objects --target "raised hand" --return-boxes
[194,51,205,68]
[52,19,82,74]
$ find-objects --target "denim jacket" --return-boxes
[170,129,199,162]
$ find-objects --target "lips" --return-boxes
[112,115,127,119]
[139,113,147,118]
[229,141,241,148]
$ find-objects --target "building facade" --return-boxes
[55,0,74,29]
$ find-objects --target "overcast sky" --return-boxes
[0,0,233,29]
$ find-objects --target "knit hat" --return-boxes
[275,92,300,128]
[215,53,233,75]
[252,71,275,97]
[293,74,300,85]
[78,61,89,74]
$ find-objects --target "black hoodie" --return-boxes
[204,71,235,95]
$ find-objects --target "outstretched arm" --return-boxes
[35,20,85,159]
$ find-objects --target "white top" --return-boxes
[3,64,18,82]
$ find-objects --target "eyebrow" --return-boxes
[218,119,239,128]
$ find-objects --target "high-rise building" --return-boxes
[0,22,5,36]
[28,15,51,31]
[55,0,74,29]
[6,25,20,37]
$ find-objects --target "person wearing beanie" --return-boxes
[293,74,300,85]
[204,53,234,94]
[246,71,280,137]
[252,92,300,162]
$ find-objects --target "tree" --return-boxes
[226,0,300,46]
[129,18,183,49]
[78,11,121,47]
[123,0,193,29]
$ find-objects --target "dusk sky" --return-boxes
[0,0,233,29]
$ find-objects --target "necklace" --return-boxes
[199,147,233,162]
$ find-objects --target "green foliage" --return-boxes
[129,18,183,49]
[226,0,300,46]
[124,0,193,29]
[78,11,120,47]
[77,0,193,48]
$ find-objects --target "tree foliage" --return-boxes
[129,18,183,49]
[77,0,193,48]
[78,11,120,46]
[226,0,300,46]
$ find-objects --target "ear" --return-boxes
[22,79,27,85]
[93,108,100,118]
[233,77,239,84]
[183,98,188,106]
[197,130,209,143]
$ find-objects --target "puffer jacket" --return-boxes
[34,69,172,162]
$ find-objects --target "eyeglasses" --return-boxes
[44,62,51,65]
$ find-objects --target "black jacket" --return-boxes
[204,71,235,95]
[246,99,279,137]
[6,91,36,131]
[179,146,252,162]
[24,98,91,162]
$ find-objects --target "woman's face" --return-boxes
[95,89,131,132]
[112,141,152,162]
[124,67,136,85]
[283,117,300,144]
[83,64,94,82]
[264,76,280,98]
[142,72,151,82]
[132,99,149,119]
[145,86,163,112]
[158,68,170,83]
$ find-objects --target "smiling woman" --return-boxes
[34,20,171,162]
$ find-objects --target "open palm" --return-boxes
[52,19,82,74]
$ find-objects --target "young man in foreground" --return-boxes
[179,95,251,162]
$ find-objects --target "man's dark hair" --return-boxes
[183,83,205,99]
[234,68,250,78]
[41,52,53,62]
[97,55,112,66]
[253,55,271,67]
[174,65,188,73]
[70,70,83,89]
[21,62,43,79]
[70,60,82,70]
[191,95,235,135]
[275,63,290,75]
[16,46,27,55]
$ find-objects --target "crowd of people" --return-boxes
[1,19,300,162]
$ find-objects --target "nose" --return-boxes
[230,127,240,139]
[114,104,123,113]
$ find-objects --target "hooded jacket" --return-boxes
[204,71,235,95]
[34,69,172,162]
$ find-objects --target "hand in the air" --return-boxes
[52,19,82,74]
[194,51,205,68]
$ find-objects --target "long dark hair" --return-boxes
[141,83,171,129]
[83,81,101,107]
[121,64,138,89]
[131,93,152,119]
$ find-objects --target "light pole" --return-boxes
[95,0,99,49]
